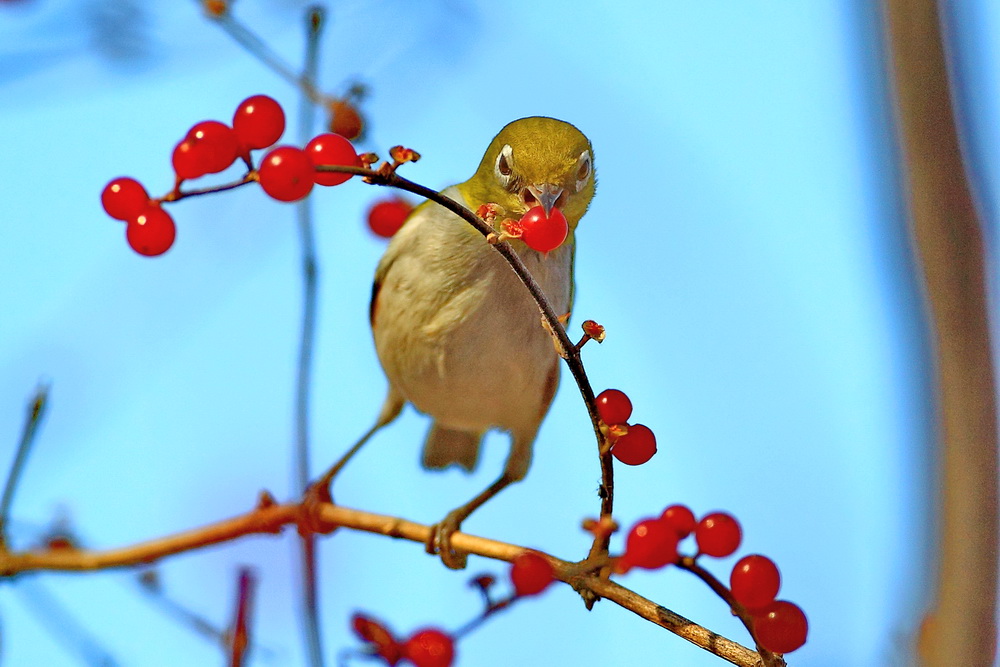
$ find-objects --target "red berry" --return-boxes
[730,554,781,610]
[403,628,454,667]
[367,197,412,238]
[753,600,808,654]
[126,206,176,257]
[186,120,240,174]
[258,146,315,202]
[232,95,285,150]
[172,138,206,180]
[695,512,742,557]
[101,177,149,221]
[518,205,568,253]
[305,132,361,186]
[660,504,697,538]
[596,388,632,426]
[623,518,678,570]
[510,551,555,597]
[611,423,656,465]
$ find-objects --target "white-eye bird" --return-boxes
[339,117,594,567]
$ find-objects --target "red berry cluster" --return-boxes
[366,197,413,238]
[730,553,808,654]
[101,95,364,257]
[347,551,557,665]
[595,388,656,465]
[100,178,175,257]
[351,614,455,667]
[619,504,807,654]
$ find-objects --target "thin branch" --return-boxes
[157,173,257,204]
[135,568,276,660]
[882,0,999,663]
[0,501,767,667]
[0,384,50,545]
[208,12,322,104]
[294,7,327,667]
[228,568,257,667]
[15,578,120,666]
[137,570,225,643]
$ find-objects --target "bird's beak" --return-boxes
[526,183,564,216]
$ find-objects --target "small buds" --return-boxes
[389,145,421,165]
[582,319,606,343]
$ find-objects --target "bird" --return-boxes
[325,117,595,568]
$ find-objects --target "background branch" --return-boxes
[882,0,999,663]
[293,7,327,667]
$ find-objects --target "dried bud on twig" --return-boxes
[389,145,421,165]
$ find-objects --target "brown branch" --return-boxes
[227,568,256,667]
[158,173,257,204]
[882,1,999,664]
[0,500,767,666]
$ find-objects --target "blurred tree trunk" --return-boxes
[882,1,998,664]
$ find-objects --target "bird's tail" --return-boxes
[422,423,483,472]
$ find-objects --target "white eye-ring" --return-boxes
[495,144,514,186]
[575,150,592,192]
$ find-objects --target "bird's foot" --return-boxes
[425,511,468,570]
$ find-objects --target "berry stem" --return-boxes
[678,557,785,667]
[160,173,257,203]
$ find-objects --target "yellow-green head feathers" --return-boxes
[458,117,595,228]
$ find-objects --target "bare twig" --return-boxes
[136,570,225,643]
[227,568,257,667]
[158,173,256,203]
[207,10,322,104]
[882,1,999,664]
[0,384,50,546]
[292,8,327,667]
[0,501,768,667]
[15,578,120,666]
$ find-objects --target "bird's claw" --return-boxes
[425,513,468,570]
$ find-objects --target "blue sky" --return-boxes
[1,1,997,665]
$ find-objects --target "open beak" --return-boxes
[524,183,564,216]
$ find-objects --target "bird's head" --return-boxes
[460,116,595,229]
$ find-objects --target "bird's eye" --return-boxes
[575,150,592,192]
[495,144,514,186]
